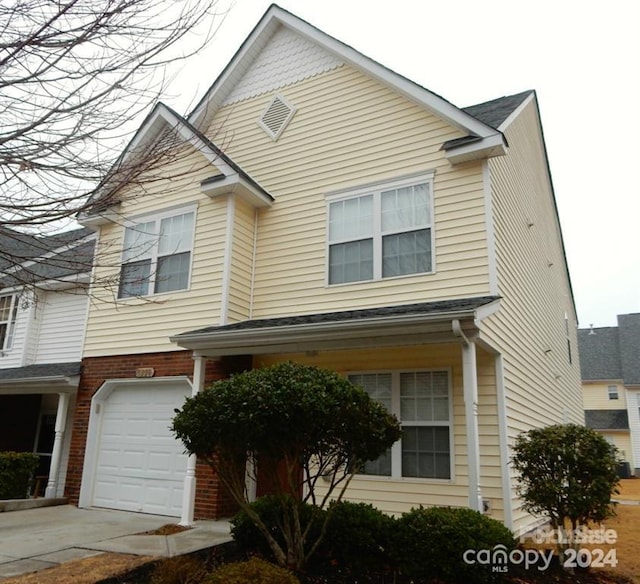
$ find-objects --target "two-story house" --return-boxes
[69,5,582,536]
[579,314,640,477]
[0,227,94,498]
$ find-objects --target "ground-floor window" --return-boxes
[348,370,452,479]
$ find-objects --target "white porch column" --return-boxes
[180,354,206,526]
[461,340,483,512]
[45,392,69,499]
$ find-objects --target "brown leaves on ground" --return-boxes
[1,553,156,584]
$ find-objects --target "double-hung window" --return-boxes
[607,385,619,401]
[349,370,452,480]
[327,174,434,285]
[0,295,18,350]
[118,209,195,299]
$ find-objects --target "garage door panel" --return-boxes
[92,382,190,517]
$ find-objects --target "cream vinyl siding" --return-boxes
[206,65,491,317]
[599,432,632,463]
[583,382,626,409]
[478,98,583,534]
[34,289,87,362]
[254,343,506,521]
[83,145,227,357]
[228,197,256,322]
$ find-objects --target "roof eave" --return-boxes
[171,303,498,357]
[201,173,273,208]
[444,134,508,164]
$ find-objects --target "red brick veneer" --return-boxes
[65,350,250,519]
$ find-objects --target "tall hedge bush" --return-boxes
[0,452,39,499]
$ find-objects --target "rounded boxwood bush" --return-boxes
[391,506,516,584]
[204,557,300,584]
[319,500,395,575]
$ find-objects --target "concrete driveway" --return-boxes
[0,504,231,580]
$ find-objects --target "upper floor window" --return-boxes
[118,209,195,299]
[0,295,18,350]
[327,174,434,285]
[607,385,619,400]
[349,369,451,480]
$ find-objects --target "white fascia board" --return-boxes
[201,173,273,208]
[189,6,499,140]
[77,208,120,229]
[0,376,79,394]
[444,134,507,164]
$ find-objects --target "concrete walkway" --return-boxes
[0,504,231,580]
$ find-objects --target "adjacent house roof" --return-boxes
[0,227,95,291]
[585,409,629,430]
[579,313,640,385]
[463,91,533,130]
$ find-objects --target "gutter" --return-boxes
[452,319,483,513]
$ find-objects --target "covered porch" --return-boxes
[0,363,79,499]
[171,296,512,528]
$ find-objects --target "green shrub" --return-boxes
[319,500,395,575]
[204,557,300,584]
[149,555,207,584]
[0,452,39,499]
[391,506,516,584]
[230,495,325,560]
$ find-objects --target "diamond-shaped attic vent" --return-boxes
[259,94,296,141]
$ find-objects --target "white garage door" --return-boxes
[92,382,190,516]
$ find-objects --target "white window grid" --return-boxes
[348,368,453,481]
[118,206,196,299]
[326,172,436,285]
[0,294,18,351]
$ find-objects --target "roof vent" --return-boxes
[258,94,296,141]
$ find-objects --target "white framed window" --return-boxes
[118,207,195,299]
[327,173,435,285]
[607,385,619,400]
[0,294,18,351]
[349,369,452,480]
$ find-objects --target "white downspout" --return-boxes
[180,354,206,526]
[45,392,69,498]
[452,319,483,512]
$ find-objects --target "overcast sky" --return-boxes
[166,0,639,328]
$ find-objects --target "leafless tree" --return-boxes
[0,0,225,239]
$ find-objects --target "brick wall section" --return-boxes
[65,350,250,519]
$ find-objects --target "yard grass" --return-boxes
[617,478,640,501]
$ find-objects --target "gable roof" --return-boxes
[189,4,506,159]
[79,102,273,224]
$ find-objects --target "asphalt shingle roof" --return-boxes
[175,296,500,337]
[579,314,640,385]
[0,362,81,382]
[462,91,533,129]
[585,409,629,430]
[0,227,94,290]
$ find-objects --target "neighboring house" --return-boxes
[69,5,581,536]
[0,227,94,497]
[579,313,640,476]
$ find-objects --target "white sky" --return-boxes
[166,0,640,328]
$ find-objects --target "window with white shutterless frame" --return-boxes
[348,369,453,480]
[326,172,435,285]
[118,206,196,299]
[0,294,19,351]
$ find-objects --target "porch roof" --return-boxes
[0,362,81,394]
[171,296,500,357]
